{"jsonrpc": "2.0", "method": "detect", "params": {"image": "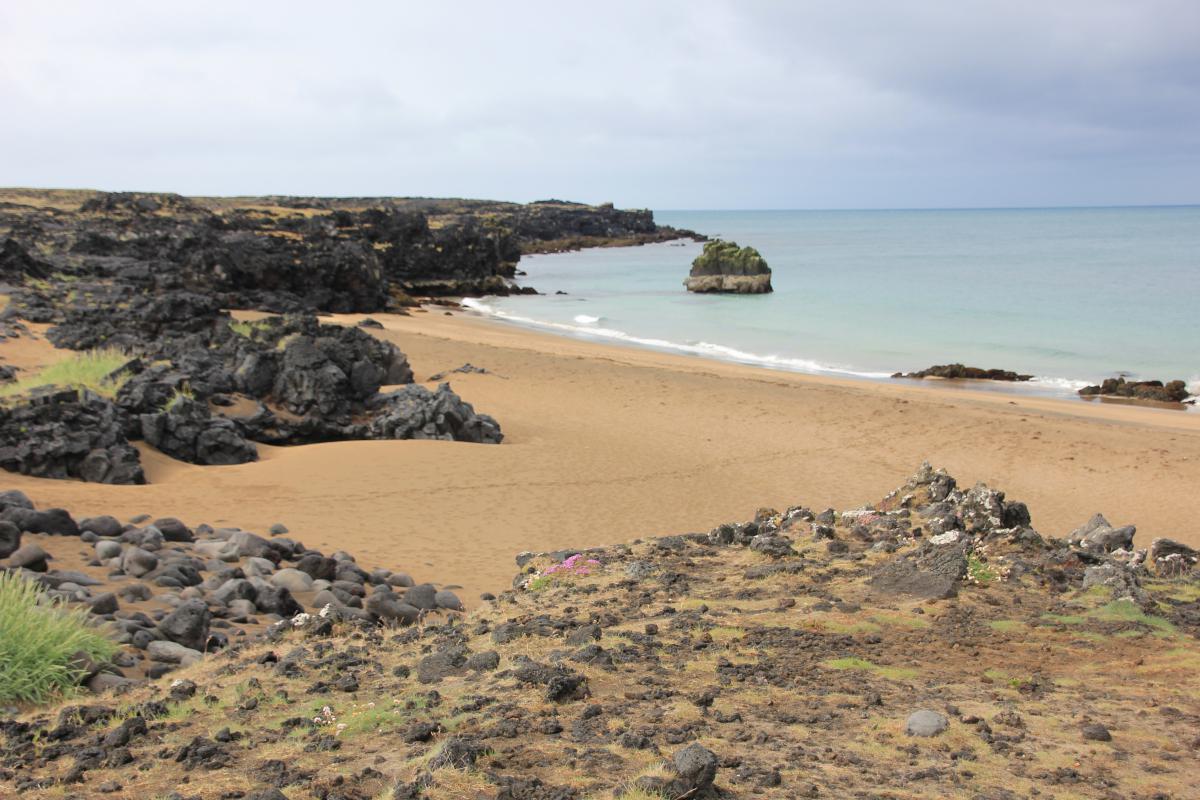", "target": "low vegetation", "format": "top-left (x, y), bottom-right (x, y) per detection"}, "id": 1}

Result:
top-left (0, 572), bottom-right (117, 705)
top-left (0, 347), bottom-right (129, 399)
